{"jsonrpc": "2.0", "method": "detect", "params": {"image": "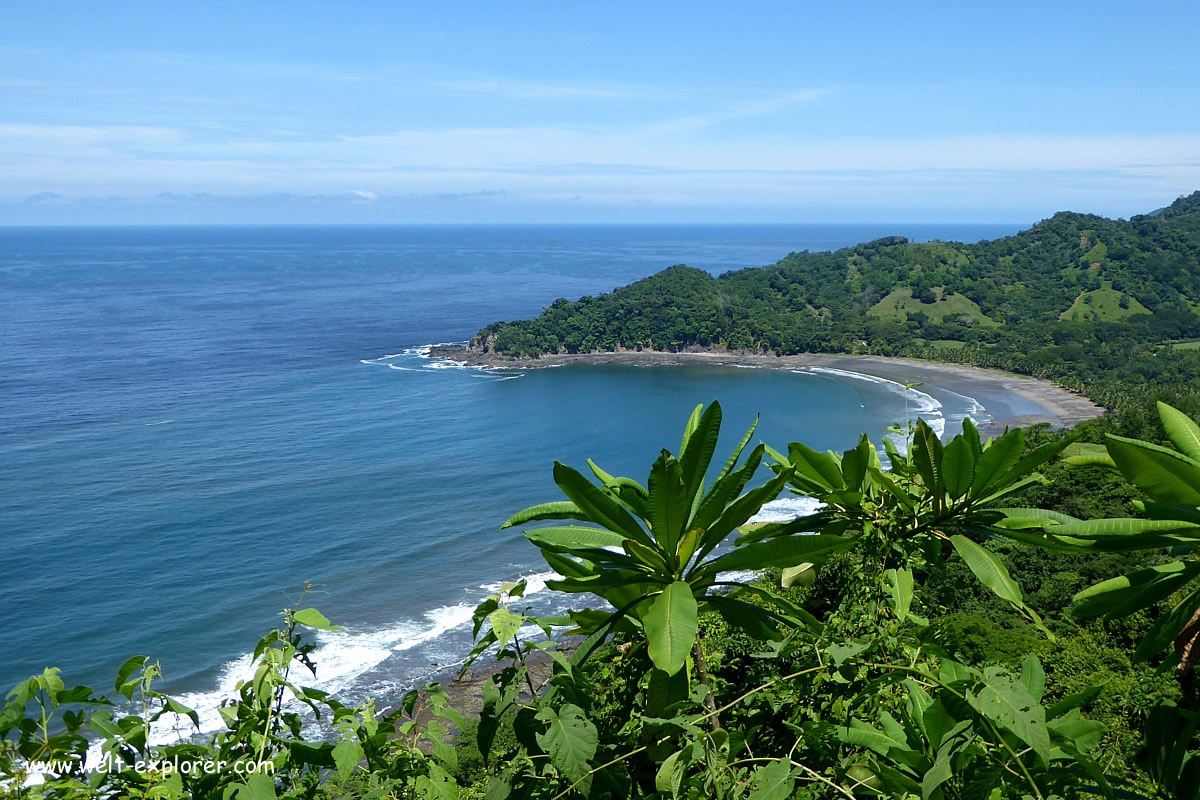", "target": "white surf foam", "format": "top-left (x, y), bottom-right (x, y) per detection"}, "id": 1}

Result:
top-left (750, 495), bottom-right (824, 523)
top-left (361, 342), bottom-right (524, 382)
top-left (795, 366), bottom-right (947, 439)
